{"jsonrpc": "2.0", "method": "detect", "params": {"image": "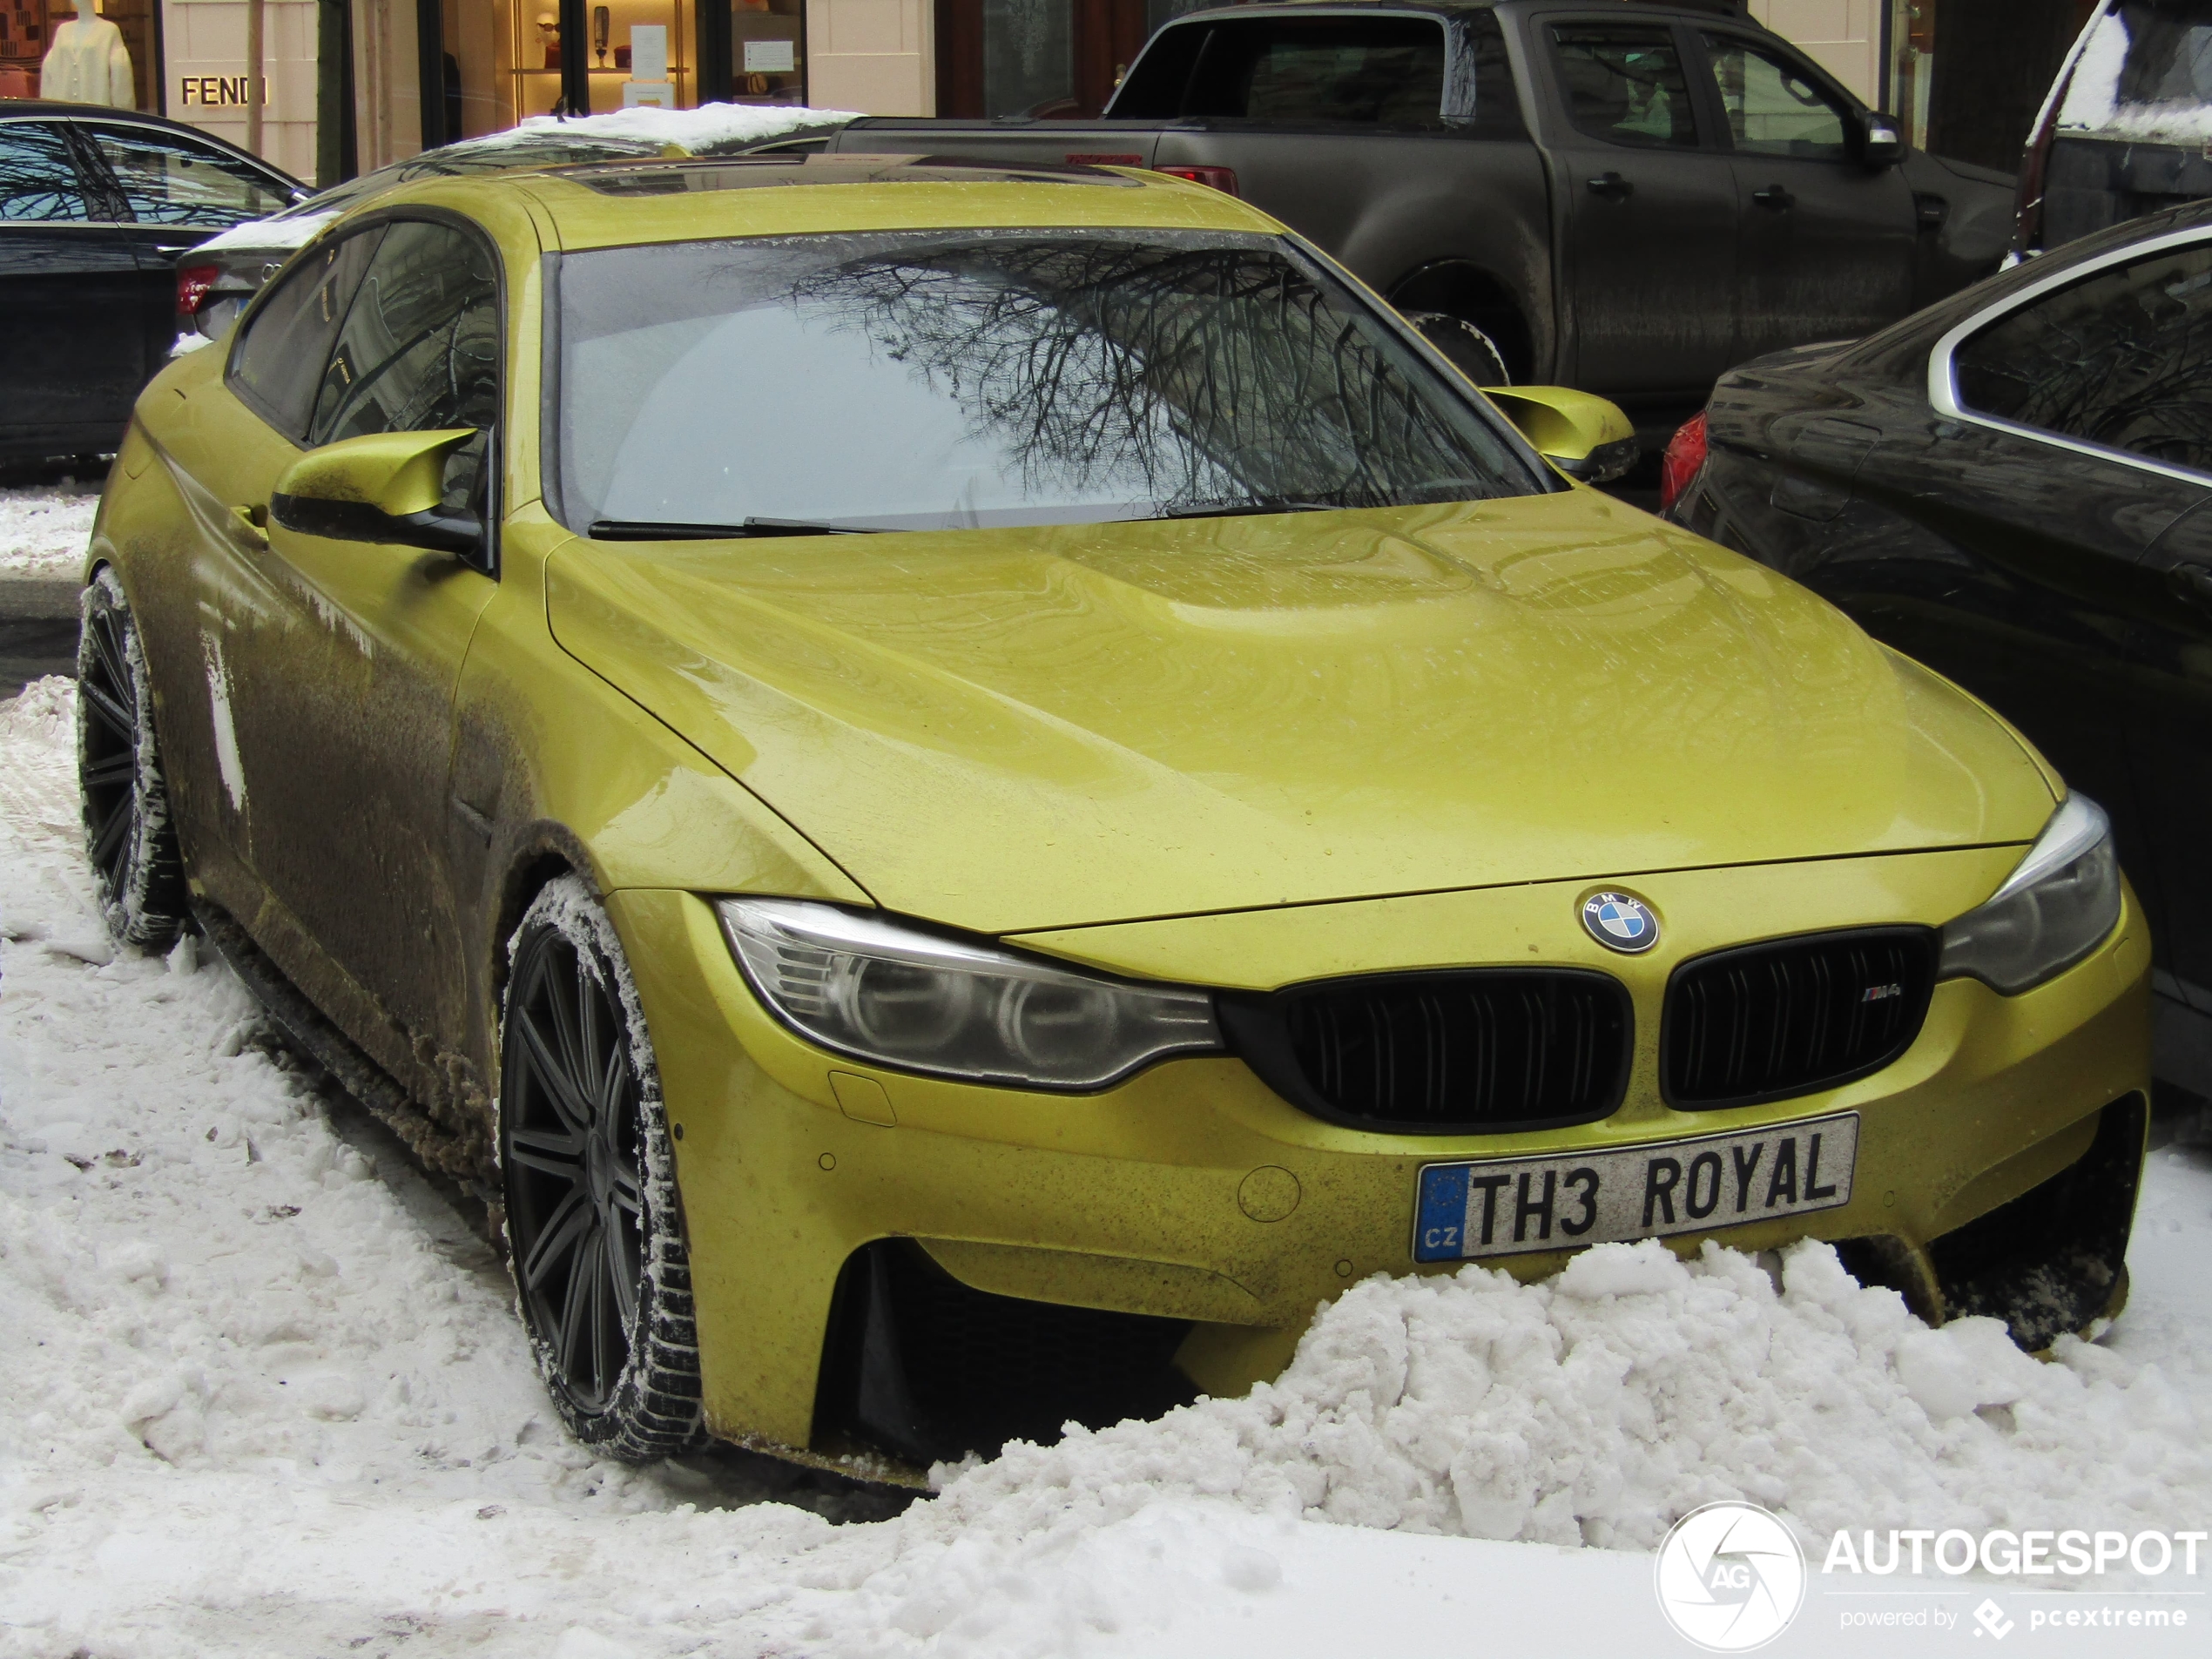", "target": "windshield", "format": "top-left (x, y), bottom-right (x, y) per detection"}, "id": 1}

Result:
top-left (552, 228), bottom-right (1549, 536)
